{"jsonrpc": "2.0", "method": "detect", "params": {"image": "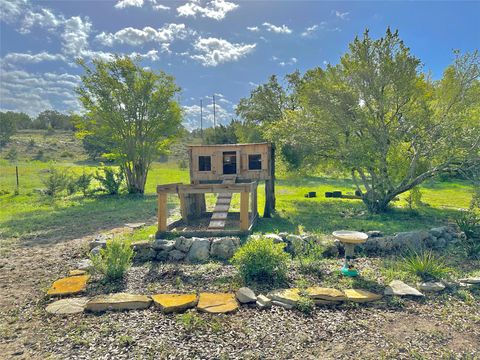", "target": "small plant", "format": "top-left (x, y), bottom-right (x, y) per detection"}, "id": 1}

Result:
top-left (231, 236), bottom-right (290, 284)
top-left (95, 166), bottom-right (124, 195)
top-left (90, 239), bottom-right (134, 281)
top-left (28, 138), bottom-right (35, 148)
top-left (40, 166), bottom-right (69, 196)
top-left (401, 250), bottom-right (451, 281)
top-left (292, 236), bottom-right (325, 275)
top-left (175, 312), bottom-right (206, 332)
top-left (296, 295), bottom-right (315, 315)
top-left (118, 335), bottom-right (135, 348)
top-left (66, 176), bottom-right (78, 195)
top-left (35, 149), bottom-right (45, 161)
top-left (76, 172), bottom-right (93, 197)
